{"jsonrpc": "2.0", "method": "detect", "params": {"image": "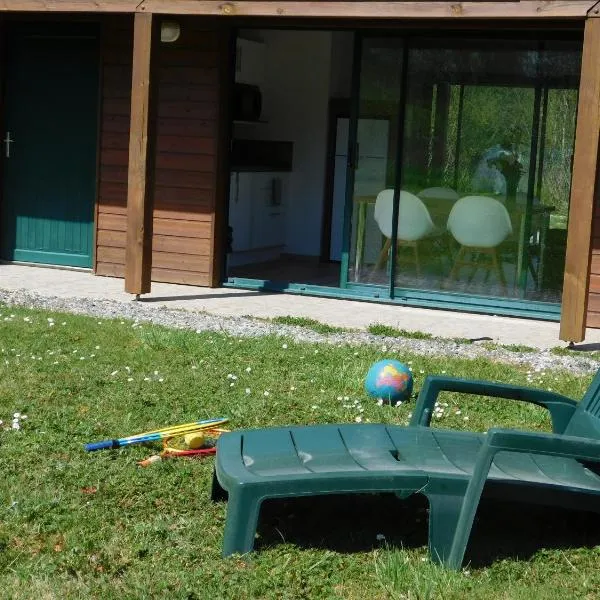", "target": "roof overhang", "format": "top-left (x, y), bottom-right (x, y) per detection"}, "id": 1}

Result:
top-left (1, 1), bottom-right (598, 19)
